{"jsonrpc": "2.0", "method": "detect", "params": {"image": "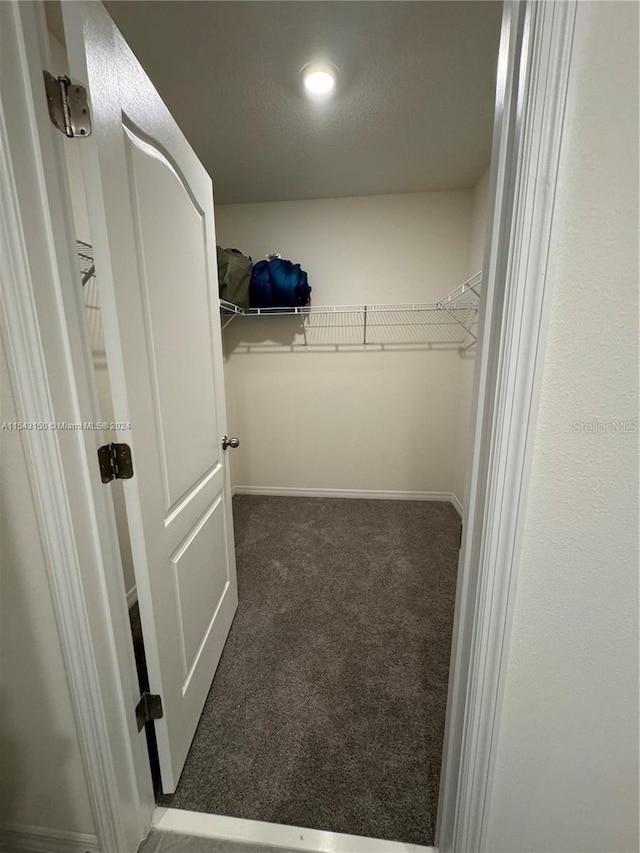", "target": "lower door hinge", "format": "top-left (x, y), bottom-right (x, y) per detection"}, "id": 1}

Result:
top-left (43, 70), bottom-right (92, 138)
top-left (135, 692), bottom-right (163, 732)
top-left (97, 442), bottom-right (134, 484)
